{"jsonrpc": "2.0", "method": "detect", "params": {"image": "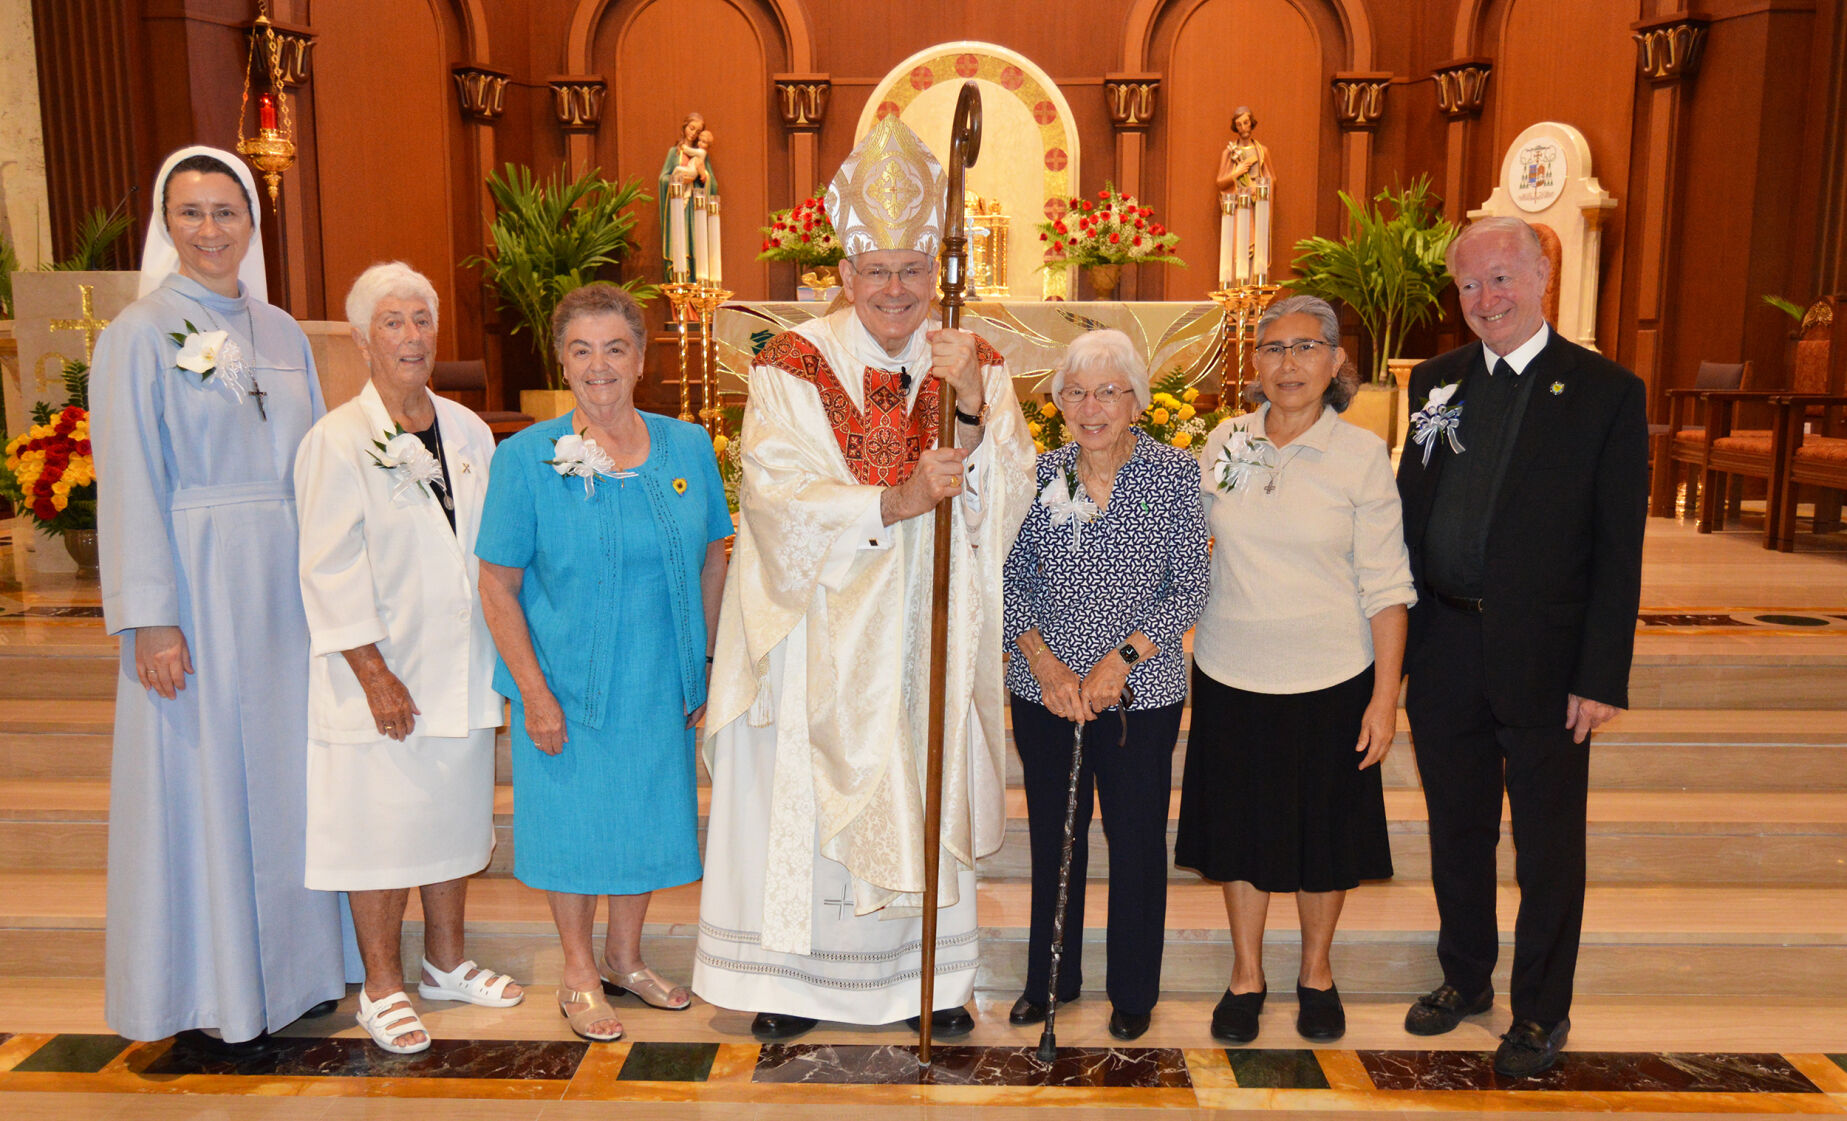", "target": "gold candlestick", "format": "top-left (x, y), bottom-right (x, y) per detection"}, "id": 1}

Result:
top-left (692, 281), bottom-right (733, 434)
top-left (661, 281), bottom-right (700, 423)
top-left (1207, 283), bottom-right (1283, 411)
